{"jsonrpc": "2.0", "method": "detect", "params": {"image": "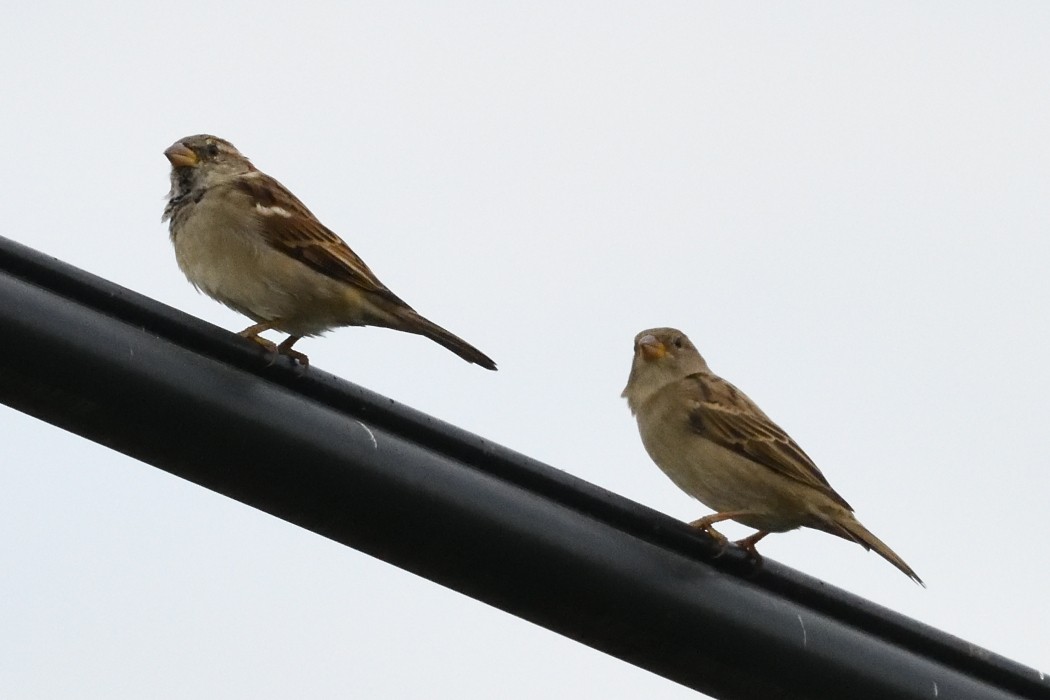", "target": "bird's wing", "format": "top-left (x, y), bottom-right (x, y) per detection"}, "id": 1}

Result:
top-left (685, 372), bottom-right (853, 510)
top-left (233, 174), bottom-right (409, 306)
